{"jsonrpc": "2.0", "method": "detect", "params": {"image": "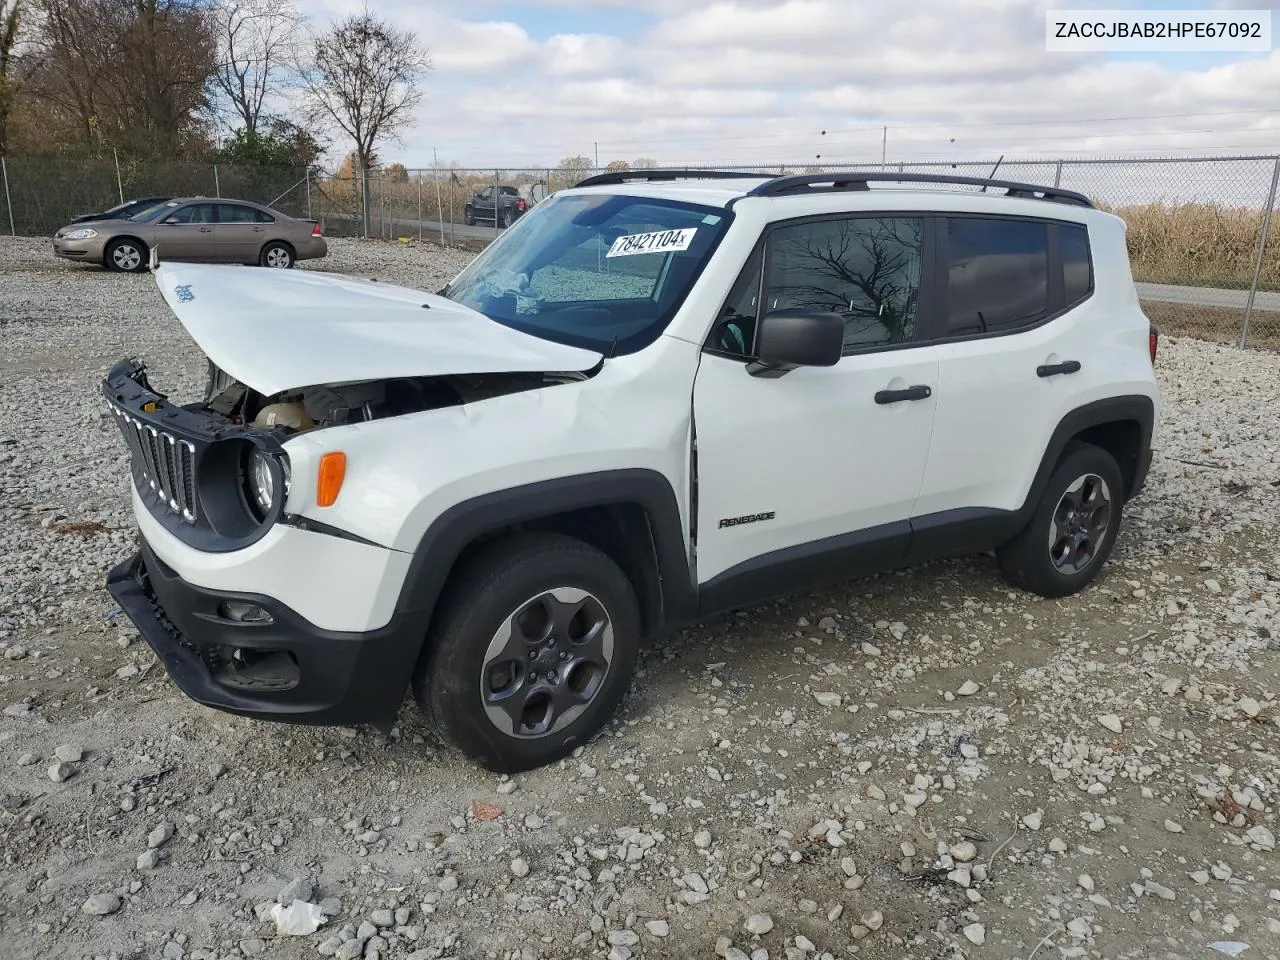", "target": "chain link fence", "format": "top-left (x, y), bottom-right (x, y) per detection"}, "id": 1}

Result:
top-left (3, 152), bottom-right (1278, 349)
